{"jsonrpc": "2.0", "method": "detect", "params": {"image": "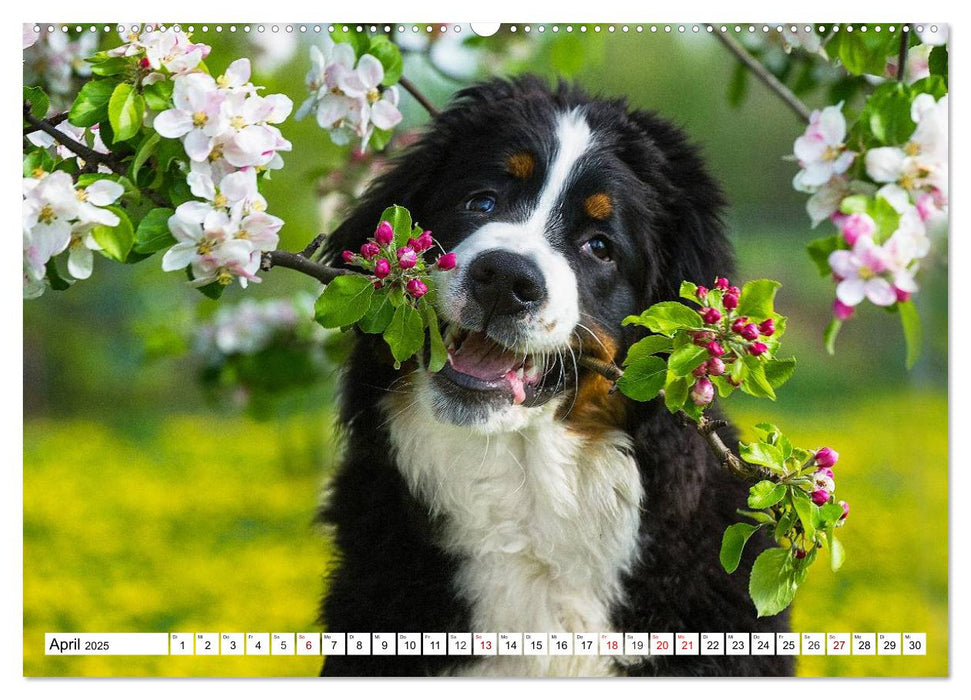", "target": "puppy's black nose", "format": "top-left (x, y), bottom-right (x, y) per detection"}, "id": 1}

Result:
top-left (468, 250), bottom-right (547, 317)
